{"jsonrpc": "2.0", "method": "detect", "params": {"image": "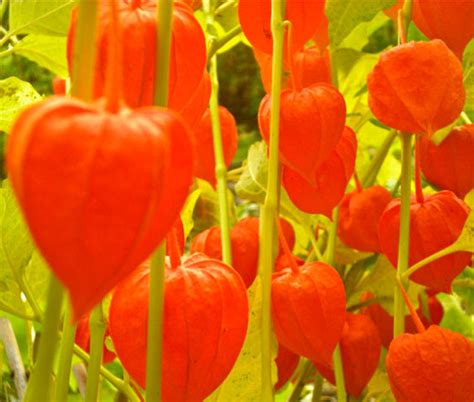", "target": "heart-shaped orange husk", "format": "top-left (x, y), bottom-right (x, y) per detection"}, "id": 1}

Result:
top-left (313, 313), bottom-right (382, 397)
top-left (7, 97), bottom-right (194, 319)
top-left (271, 261), bottom-right (346, 367)
top-left (238, 0), bottom-right (323, 55)
top-left (67, 0), bottom-right (206, 110)
top-left (275, 343), bottom-right (300, 391)
top-left (254, 45), bottom-right (331, 94)
top-left (413, 0), bottom-right (474, 59)
top-left (420, 124), bottom-right (474, 199)
top-left (109, 254), bottom-right (248, 401)
top-left (367, 40), bottom-right (465, 136)
top-left (193, 106), bottom-right (238, 185)
top-left (190, 218), bottom-right (259, 288)
top-left (362, 292), bottom-right (443, 349)
top-left (282, 126), bottom-right (357, 217)
top-left (378, 191), bottom-right (471, 293)
top-left (259, 83), bottom-right (346, 185)
top-left (386, 325), bottom-right (474, 402)
top-left (338, 185), bottom-right (392, 253)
